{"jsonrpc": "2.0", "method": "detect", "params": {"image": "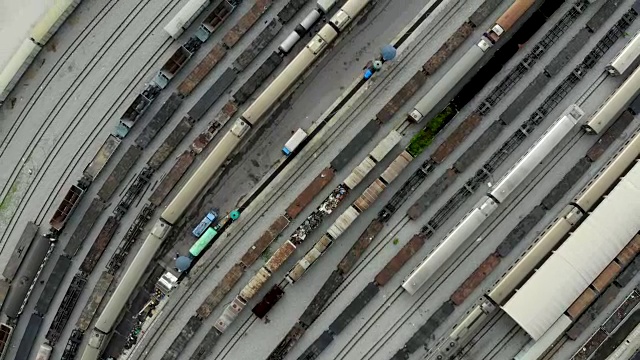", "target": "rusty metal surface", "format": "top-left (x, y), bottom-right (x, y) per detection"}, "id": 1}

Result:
top-left (97, 145), bottom-right (142, 201)
top-left (586, 111), bottom-right (634, 162)
top-left (265, 241), bottom-right (296, 273)
top-left (285, 167), bottom-right (335, 219)
top-left (80, 216), bottom-right (119, 274)
top-left (65, 198), bottom-right (106, 257)
top-left (338, 219), bottom-right (384, 275)
top-left (191, 101), bottom-right (238, 154)
top-left (178, 44), bottom-right (227, 97)
top-left (222, 0), bottom-right (274, 48)
top-left (375, 234), bottom-right (426, 286)
top-left (450, 253), bottom-right (500, 305)
top-left (431, 111), bottom-right (482, 163)
top-left (147, 117), bottom-right (194, 171)
top-left (149, 151), bottom-right (195, 206)
top-left (76, 271), bottom-right (114, 331)
top-left (423, 21), bottom-right (473, 75)
top-left (240, 215), bottom-right (290, 267)
top-left (376, 71), bottom-right (428, 123)
top-left (196, 263), bottom-right (245, 319)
